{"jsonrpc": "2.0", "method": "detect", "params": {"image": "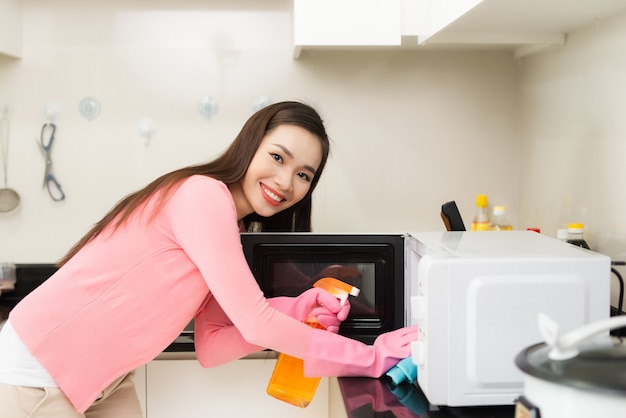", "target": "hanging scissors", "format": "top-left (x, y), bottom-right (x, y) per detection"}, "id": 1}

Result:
top-left (37, 123), bottom-right (65, 201)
